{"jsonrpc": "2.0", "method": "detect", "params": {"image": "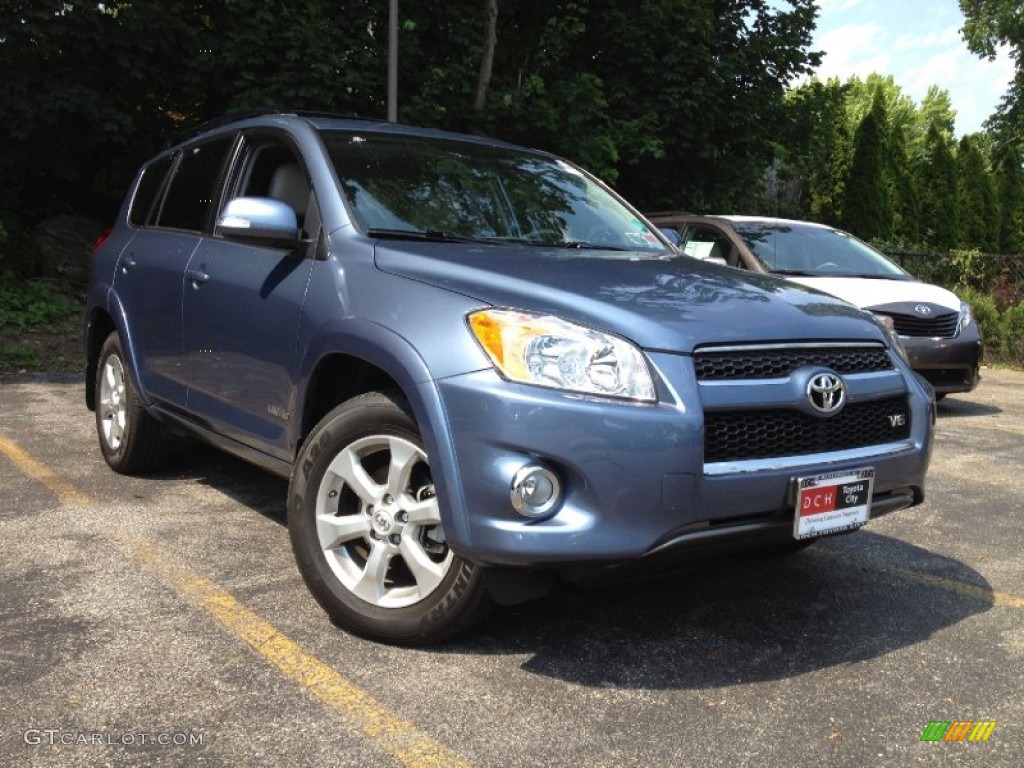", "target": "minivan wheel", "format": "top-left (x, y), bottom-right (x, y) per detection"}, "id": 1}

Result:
top-left (288, 390), bottom-right (490, 645)
top-left (94, 332), bottom-right (167, 474)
